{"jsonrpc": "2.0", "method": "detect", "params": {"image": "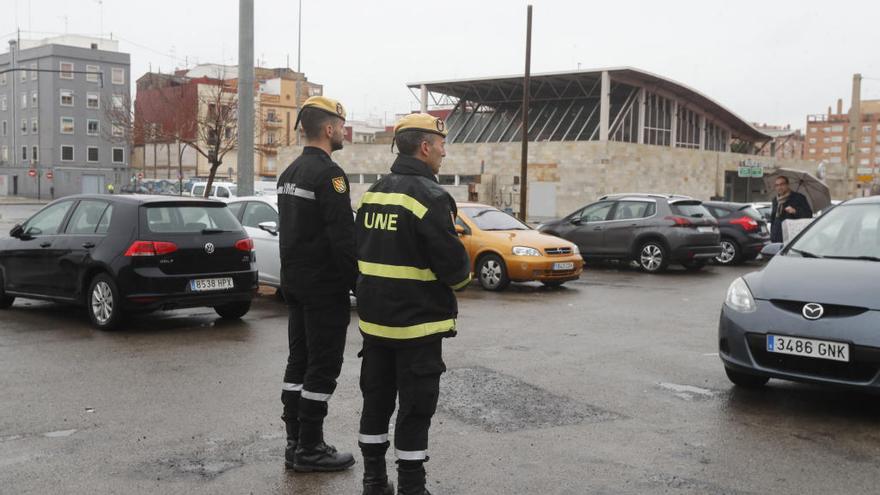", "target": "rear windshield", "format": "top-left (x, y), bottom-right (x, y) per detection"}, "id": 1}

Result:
top-left (143, 204), bottom-right (240, 233)
top-left (670, 201), bottom-right (711, 218)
